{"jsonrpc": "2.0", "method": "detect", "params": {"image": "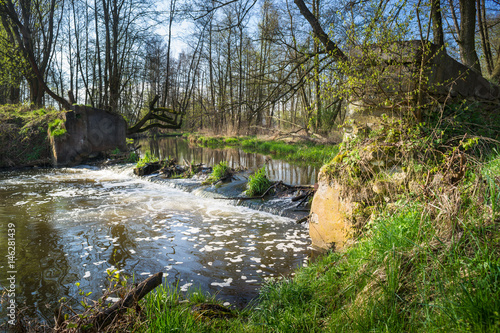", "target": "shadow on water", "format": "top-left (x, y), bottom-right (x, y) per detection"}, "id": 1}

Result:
top-left (139, 137), bottom-right (318, 185)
